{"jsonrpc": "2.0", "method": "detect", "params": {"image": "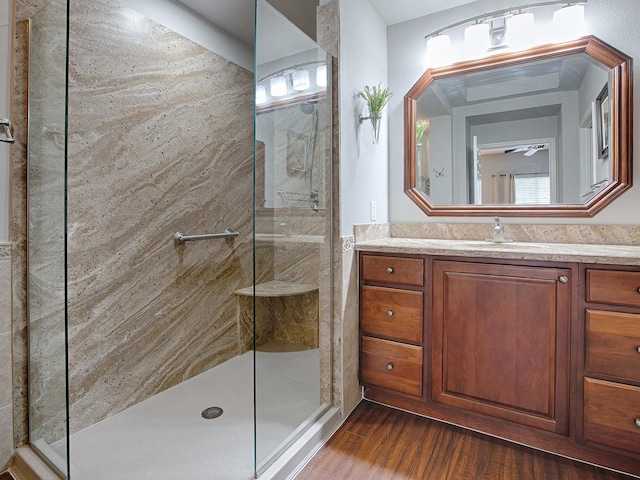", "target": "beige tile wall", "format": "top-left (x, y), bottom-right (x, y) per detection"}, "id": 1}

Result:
top-left (0, 246), bottom-right (13, 468)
